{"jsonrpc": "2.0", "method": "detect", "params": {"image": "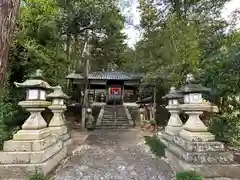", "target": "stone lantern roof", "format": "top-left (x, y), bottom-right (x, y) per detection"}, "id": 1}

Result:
top-left (14, 69), bottom-right (52, 89)
top-left (180, 73), bottom-right (210, 94)
top-left (163, 86), bottom-right (183, 100)
top-left (47, 86), bottom-right (69, 99)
